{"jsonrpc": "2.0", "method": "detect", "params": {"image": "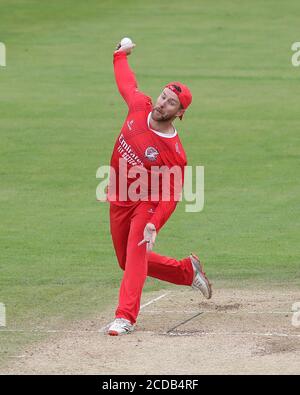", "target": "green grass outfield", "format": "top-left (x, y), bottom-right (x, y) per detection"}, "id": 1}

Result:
top-left (0, 0), bottom-right (299, 364)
